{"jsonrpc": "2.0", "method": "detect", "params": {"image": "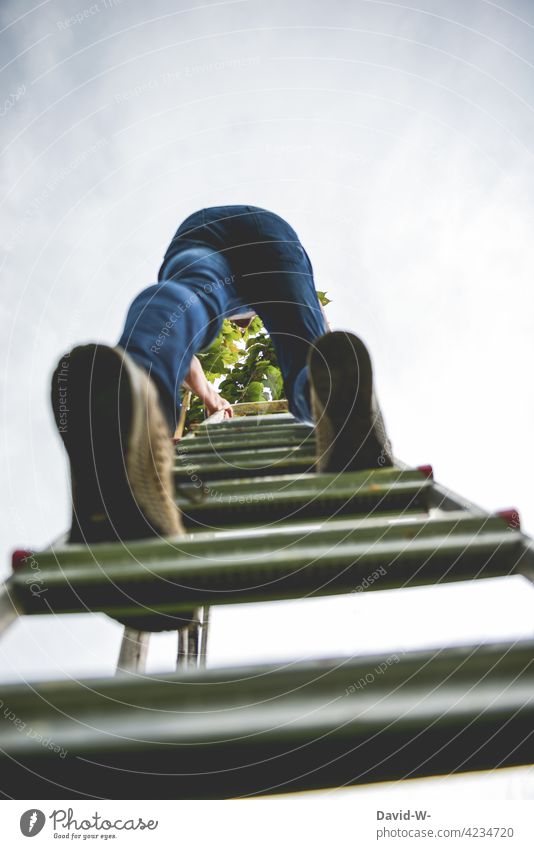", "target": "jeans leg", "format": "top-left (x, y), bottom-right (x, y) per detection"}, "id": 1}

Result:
top-left (117, 245), bottom-right (233, 432)
top-left (245, 271), bottom-right (327, 422)
top-left (233, 213), bottom-right (327, 422)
